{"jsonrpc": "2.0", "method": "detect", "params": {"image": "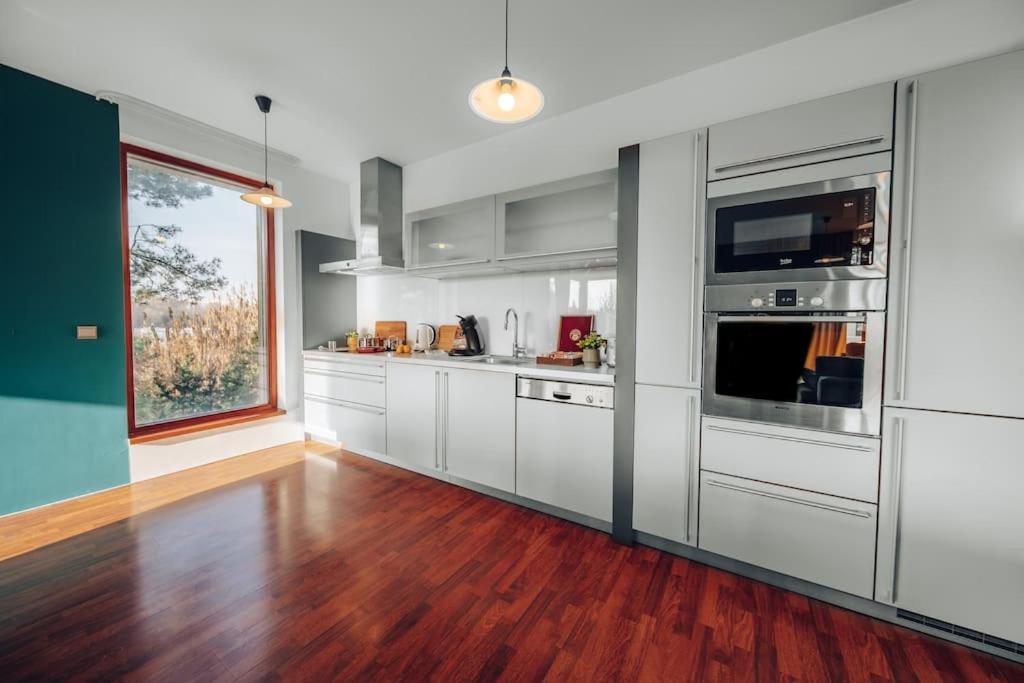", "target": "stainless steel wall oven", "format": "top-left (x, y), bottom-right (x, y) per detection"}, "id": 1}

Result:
top-left (703, 281), bottom-right (885, 435)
